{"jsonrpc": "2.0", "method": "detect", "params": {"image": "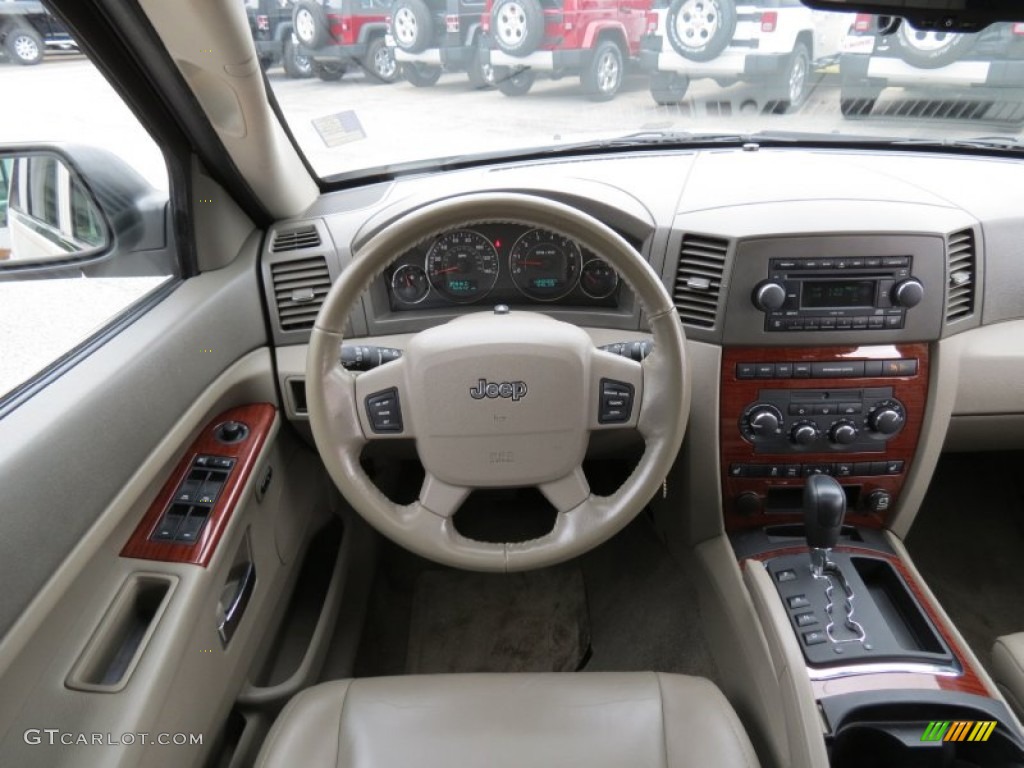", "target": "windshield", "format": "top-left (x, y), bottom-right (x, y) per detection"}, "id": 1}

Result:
top-left (265, 1), bottom-right (1024, 179)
